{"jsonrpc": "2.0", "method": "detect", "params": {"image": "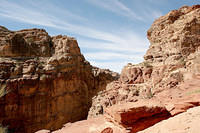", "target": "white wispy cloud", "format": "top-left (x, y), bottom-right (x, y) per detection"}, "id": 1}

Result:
top-left (151, 10), bottom-right (163, 20)
top-left (90, 61), bottom-right (128, 73)
top-left (0, 0), bottom-right (87, 27)
top-left (86, 0), bottom-right (144, 21)
top-left (84, 51), bottom-right (144, 65)
top-left (25, 0), bottom-right (88, 22)
top-left (85, 52), bottom-right (134, 61)
top-left (141, 6), bottom-right (163, 21)
top-left (89, 58), bottom-right (144, 73)
top-left (146, 0), bottom-right (168, 5)
top-left (86, 0), bottom-right (164, 22)
top-left (0, 1), bottom-right (139, 44)
top-left (0, 1), bottom-right (56, 27)
top-left (79, 39), bottom-right (147, 54)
